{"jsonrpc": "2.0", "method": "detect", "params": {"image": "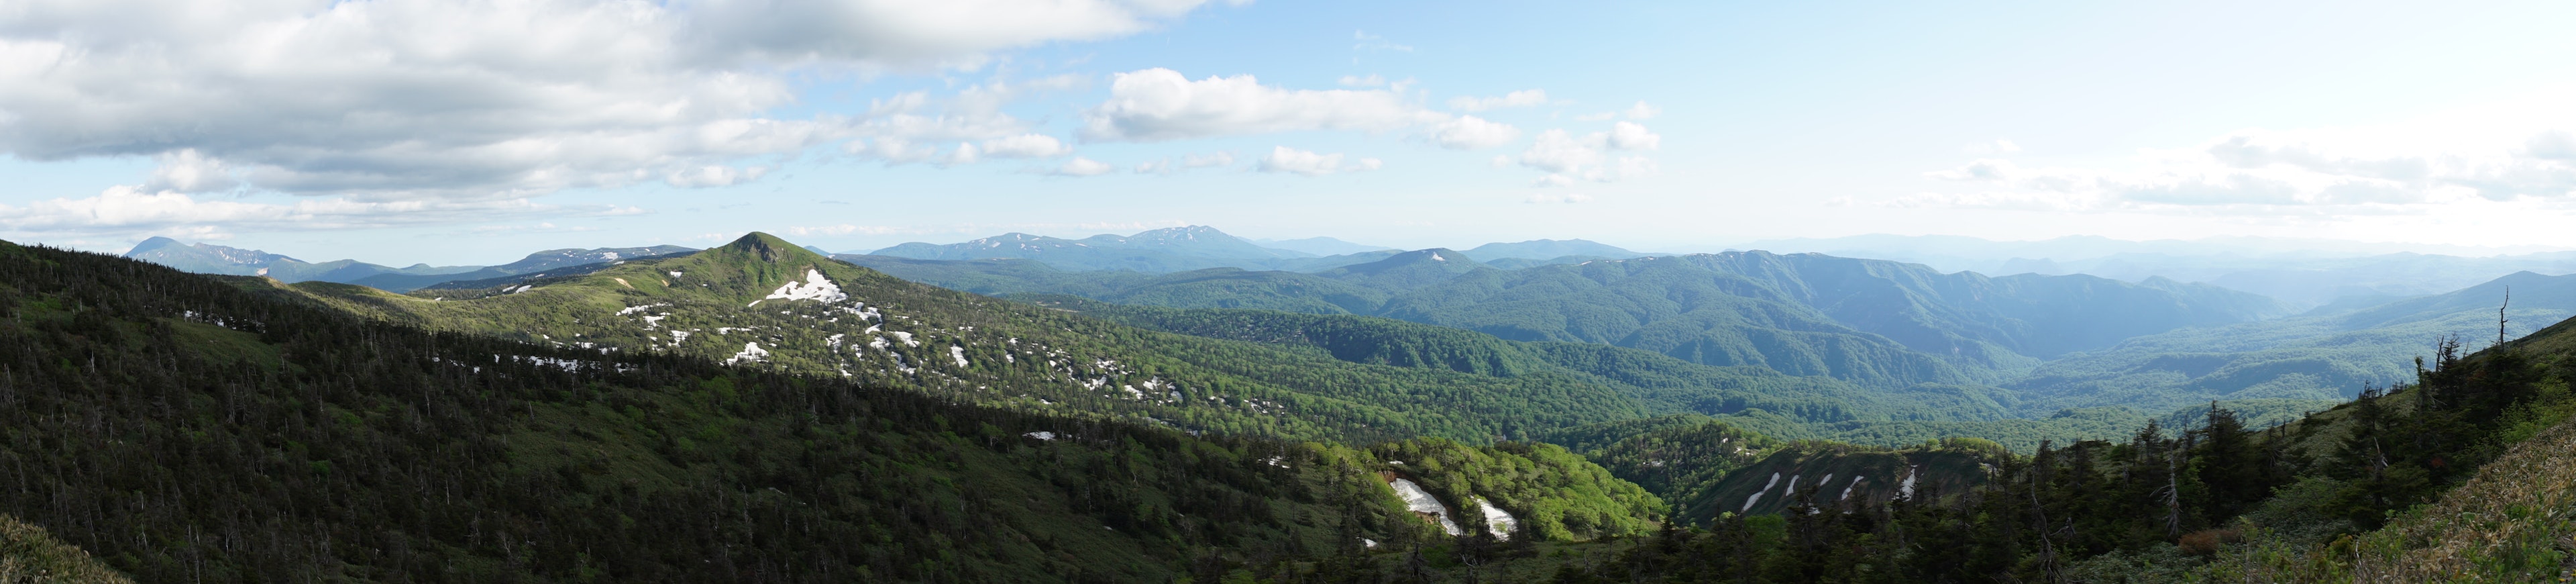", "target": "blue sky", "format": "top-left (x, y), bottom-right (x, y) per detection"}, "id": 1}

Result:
top-left (5, 0), bottom-right (2575, 265)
